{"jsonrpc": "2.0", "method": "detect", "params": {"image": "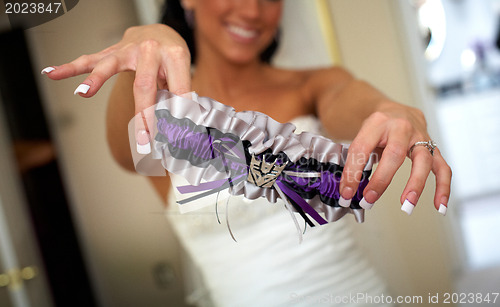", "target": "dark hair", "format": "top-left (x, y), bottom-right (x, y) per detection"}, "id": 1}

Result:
top-left (496, 18), bottom-right (500, 50)
top-left (160, 0), bottom-right (279, 64)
